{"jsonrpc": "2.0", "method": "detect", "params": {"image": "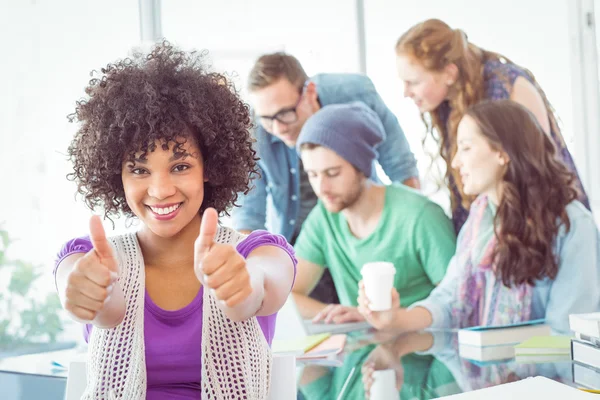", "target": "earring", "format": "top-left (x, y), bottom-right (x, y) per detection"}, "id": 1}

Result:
top-left (125, 215), bottom-right (140, 229)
